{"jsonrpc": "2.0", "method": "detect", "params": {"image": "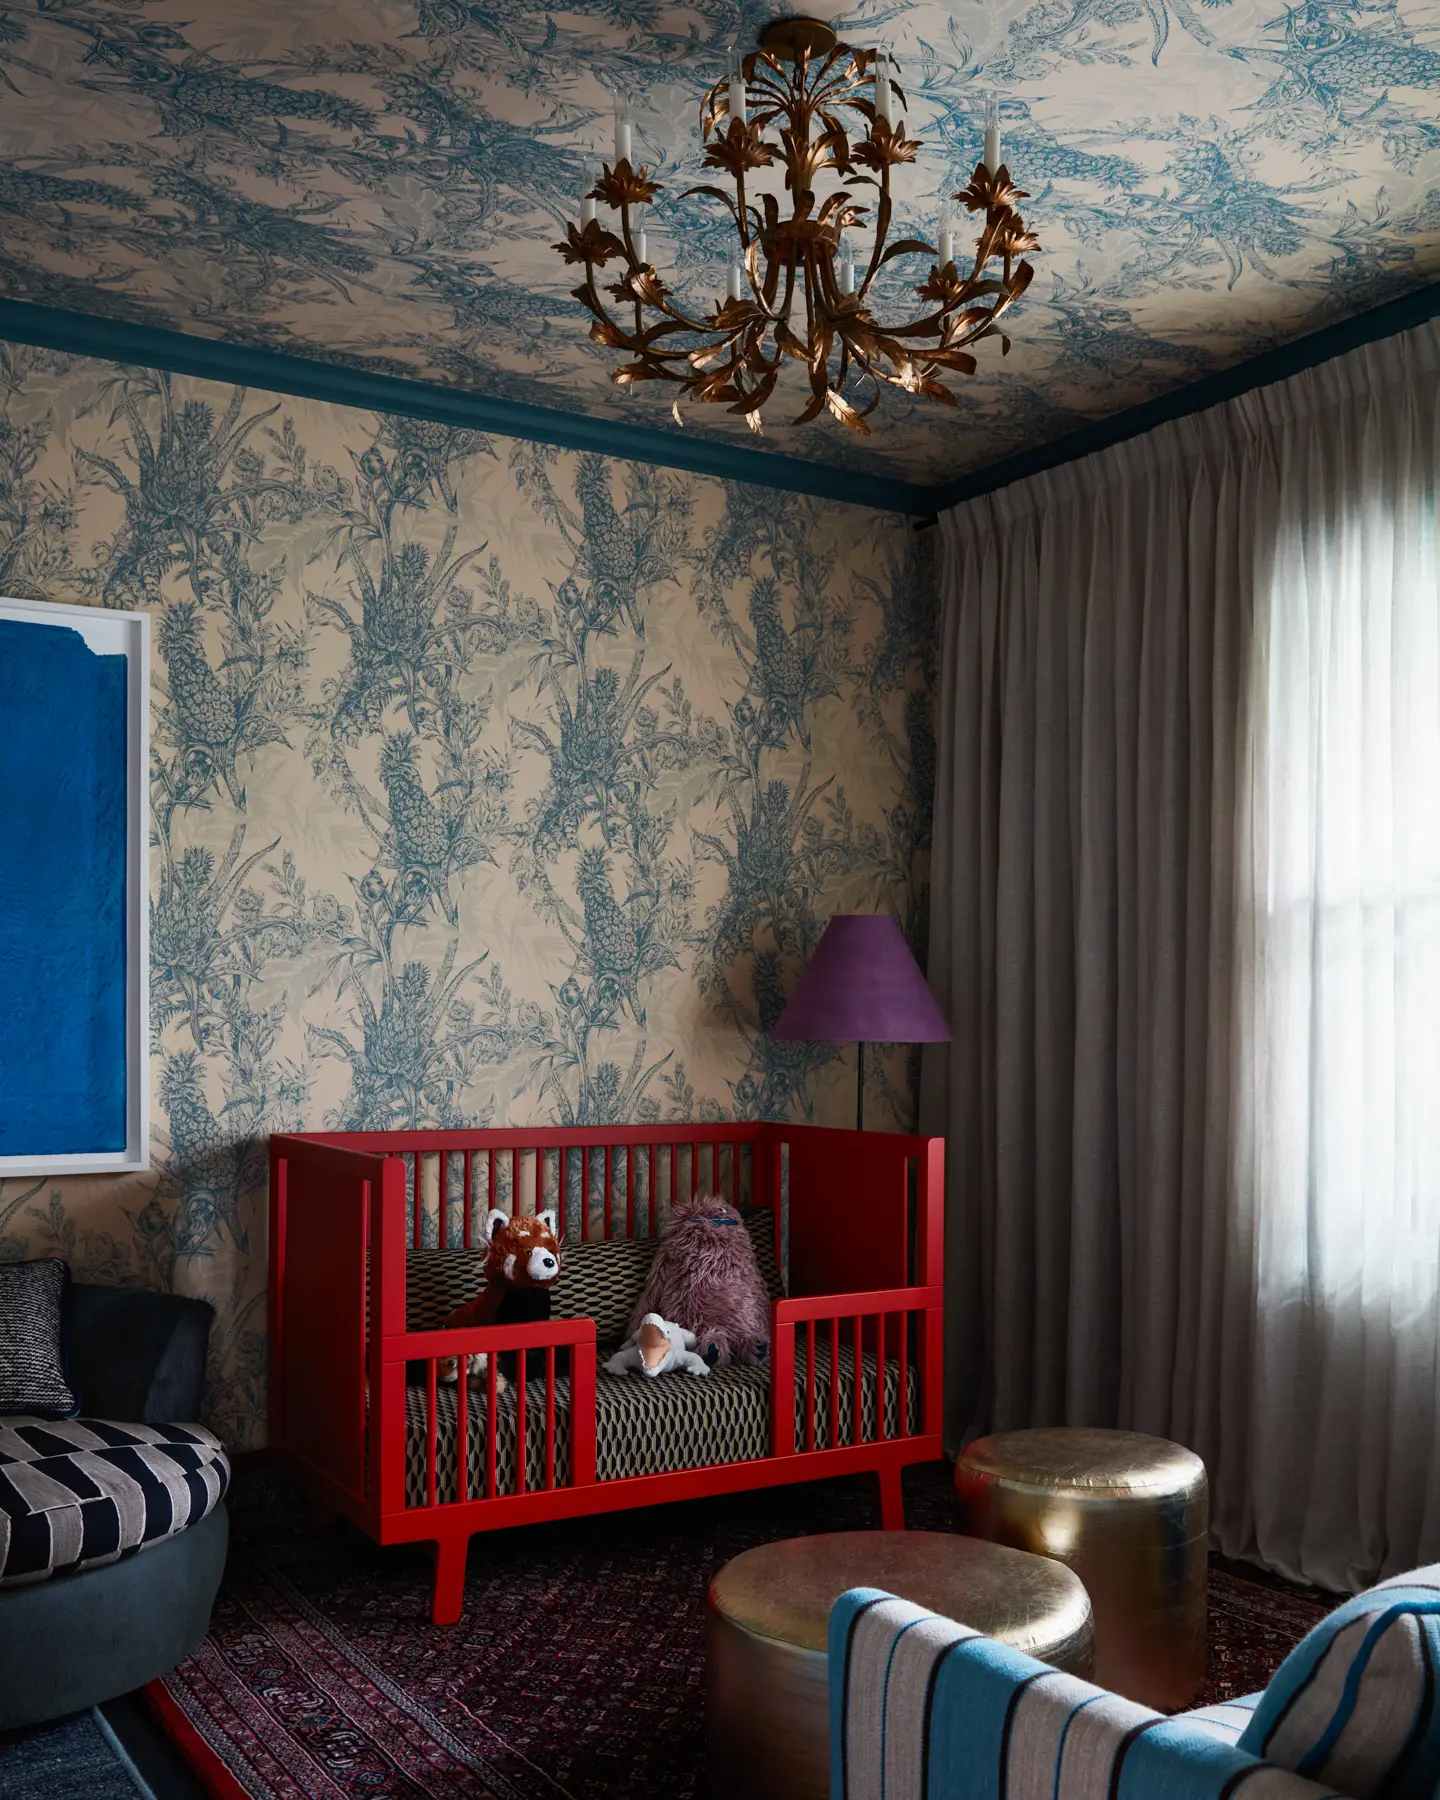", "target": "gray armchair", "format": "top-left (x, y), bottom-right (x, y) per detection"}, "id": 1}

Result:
top-left (0, 1283), bottom-right (230, 1730)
